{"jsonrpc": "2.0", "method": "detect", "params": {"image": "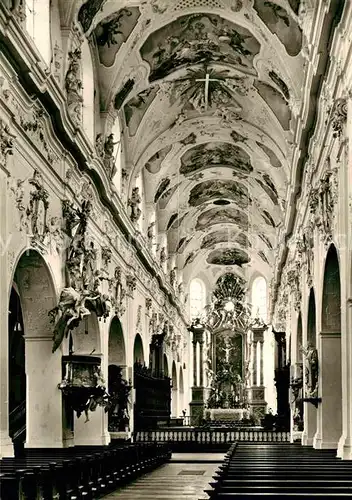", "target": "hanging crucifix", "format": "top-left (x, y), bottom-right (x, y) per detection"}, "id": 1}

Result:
top-left (195, 68), bottom-right (222, 111)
